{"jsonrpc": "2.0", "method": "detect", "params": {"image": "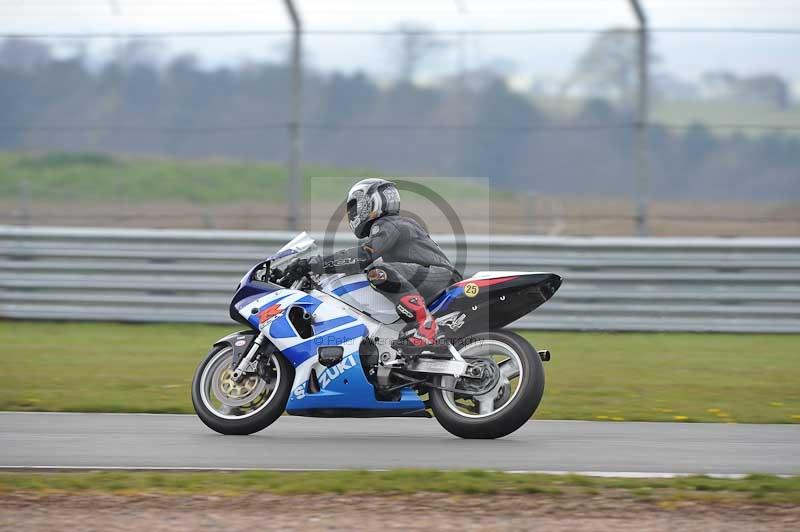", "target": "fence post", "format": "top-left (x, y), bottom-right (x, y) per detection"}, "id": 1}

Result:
top-left (283, 0), bottom-right (303, 231)
top-left (628, 0), bottom-right (650, 237)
